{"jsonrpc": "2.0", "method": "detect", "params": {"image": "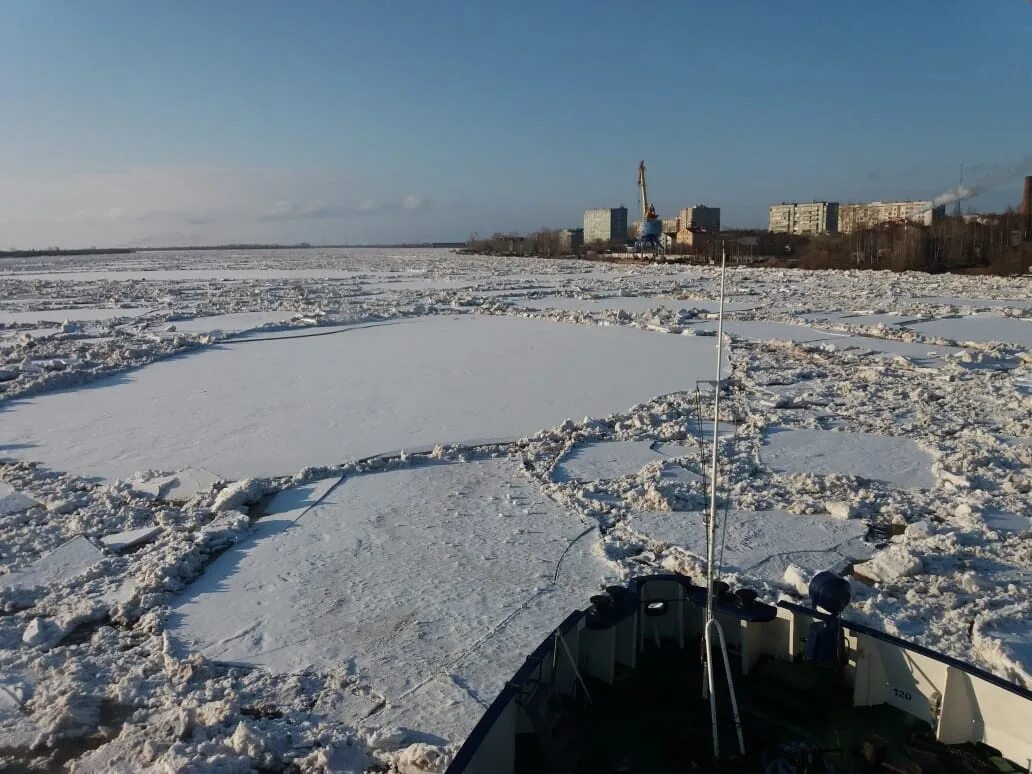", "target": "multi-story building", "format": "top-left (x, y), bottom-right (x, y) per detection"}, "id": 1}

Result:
top-left (583, 207), bottom-right (628, 244)
top-left (679, 205), bottom-right (720, 233)
top-left (838, 201), bottom-right (944, 233)
top-left (557, 228), bottom-right (583, 252)
top-left (768, 202), bottom-right (839, 235)
top-left (675, 205), bottom-right (721, 246)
